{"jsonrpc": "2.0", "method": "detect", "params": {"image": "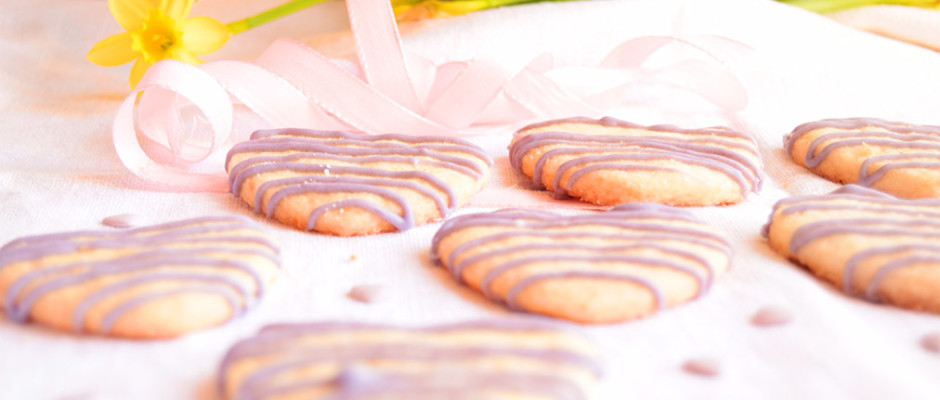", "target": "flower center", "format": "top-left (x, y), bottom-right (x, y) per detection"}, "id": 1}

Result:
top-left (131, 9), bottom-right (182, 63)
